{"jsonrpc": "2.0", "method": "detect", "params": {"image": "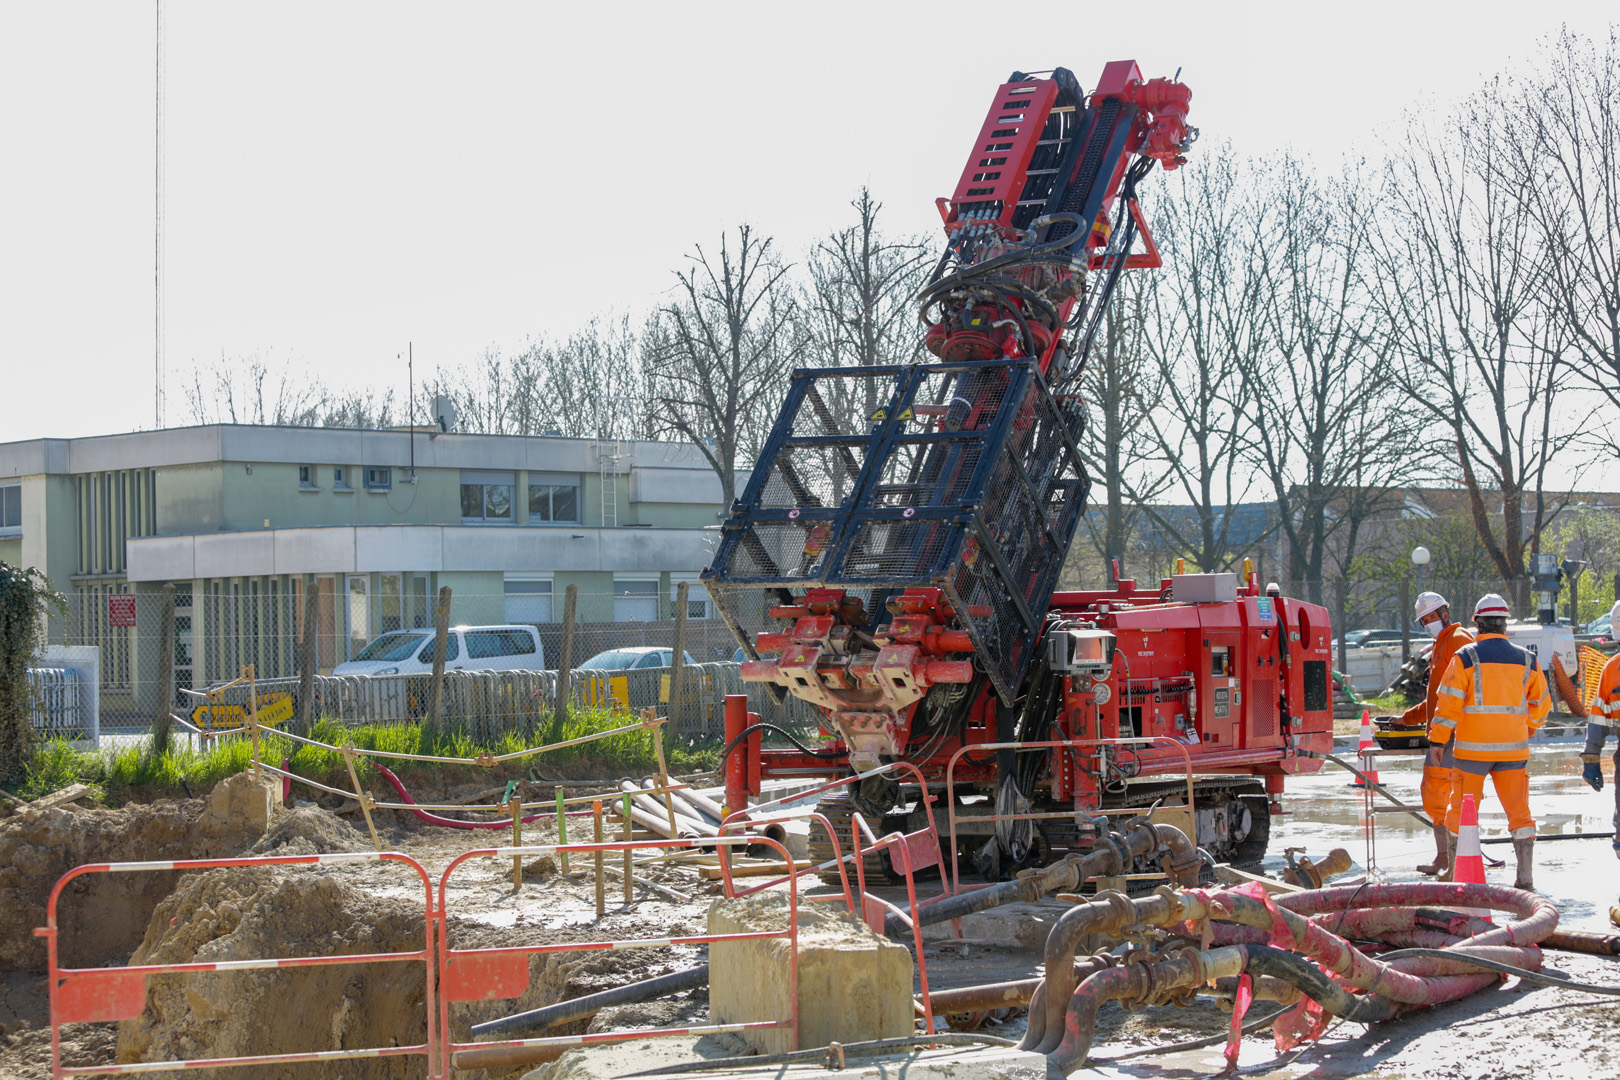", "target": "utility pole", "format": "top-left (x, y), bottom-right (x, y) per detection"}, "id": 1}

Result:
top-left (154, 0), bottom-right (166, 428)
